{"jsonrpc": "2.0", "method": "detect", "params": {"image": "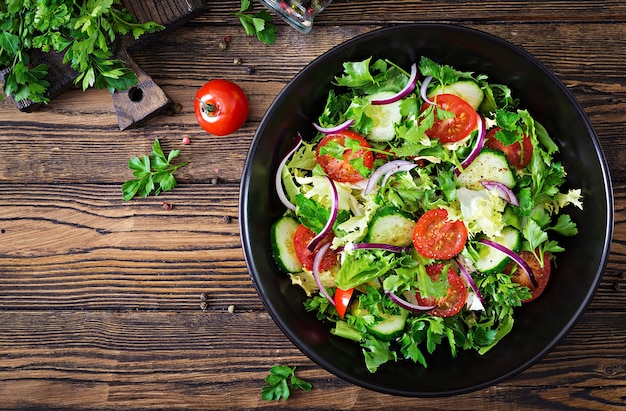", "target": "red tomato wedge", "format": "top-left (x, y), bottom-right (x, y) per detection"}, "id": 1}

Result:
top-left (423, 94), bottom-right (478, 143)
top-left (333, 287), bottom-right (354, 318)
top-left (293, 224), bottom-right (337, 271)
top-left (316, 130), bottom-right (374, 183)
top-left (484, 127), bottom-right (534, 169)
top-left (506, 250), bottom-right (551, 302)
top-left (412, 208), bottom-right (467, 259)
top-left (416, 264), bottom-right (468, 317)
